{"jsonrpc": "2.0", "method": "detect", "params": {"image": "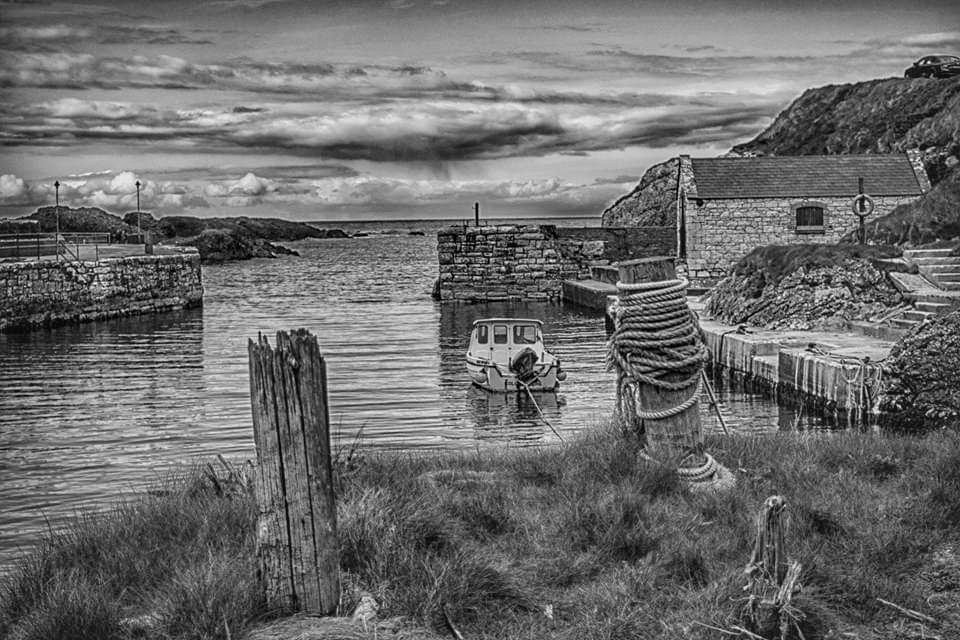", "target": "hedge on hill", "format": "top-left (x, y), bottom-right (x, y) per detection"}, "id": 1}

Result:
top-left (880, 310), bottom-right (960, 431)
top-left (705, 244), bottom-right (907, 330)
